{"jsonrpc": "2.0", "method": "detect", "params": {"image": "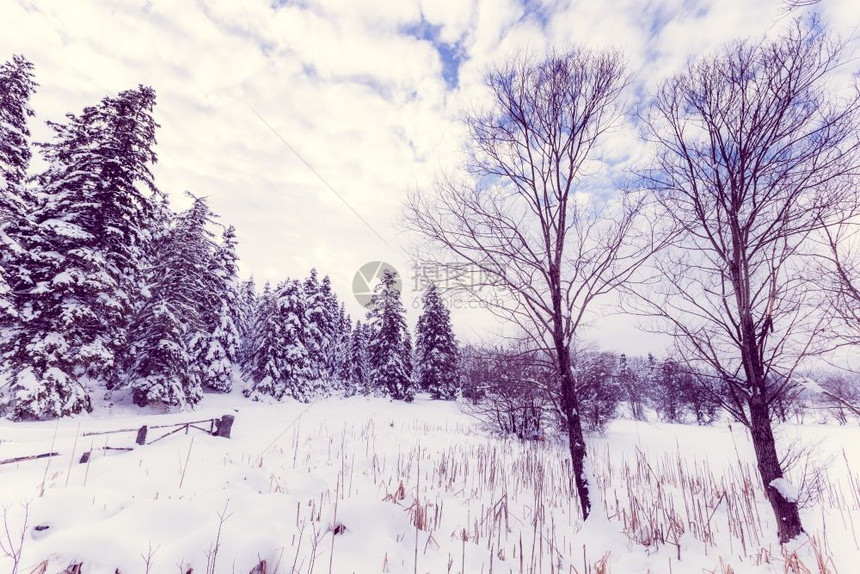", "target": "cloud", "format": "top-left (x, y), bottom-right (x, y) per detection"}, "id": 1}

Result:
top-left (1, 0), bottom-right (858, 356)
